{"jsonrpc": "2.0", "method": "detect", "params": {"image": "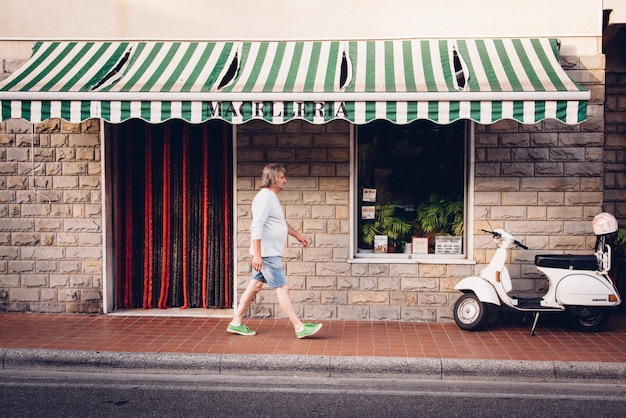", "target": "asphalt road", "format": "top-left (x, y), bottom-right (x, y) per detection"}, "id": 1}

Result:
top-left (2, 369), bottom-right (626, 417)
